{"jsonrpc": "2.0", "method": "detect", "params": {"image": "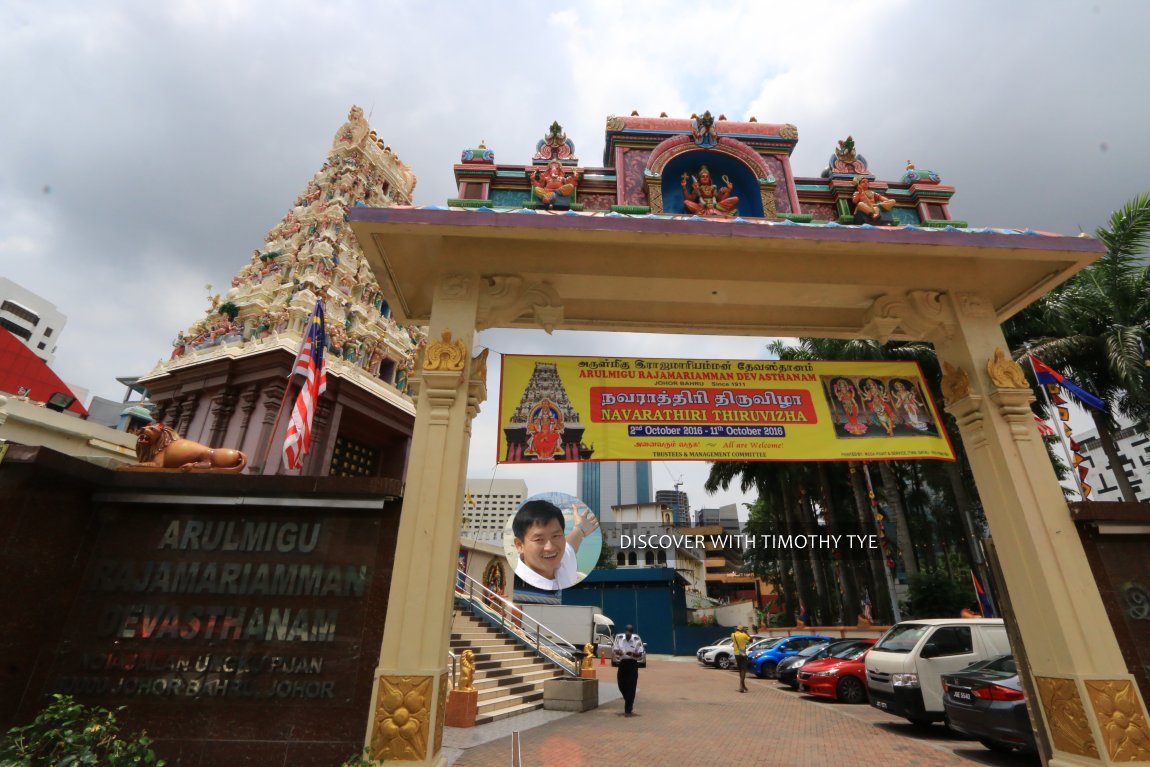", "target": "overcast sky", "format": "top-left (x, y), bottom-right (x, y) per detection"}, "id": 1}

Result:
top-left (2, 1), bottom-right (1147, 513)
